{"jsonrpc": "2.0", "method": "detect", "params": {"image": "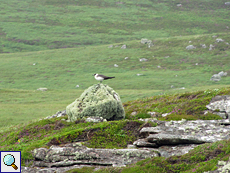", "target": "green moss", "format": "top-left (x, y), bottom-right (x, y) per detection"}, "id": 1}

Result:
top-left (86, 120), bottom-right (143, 149)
